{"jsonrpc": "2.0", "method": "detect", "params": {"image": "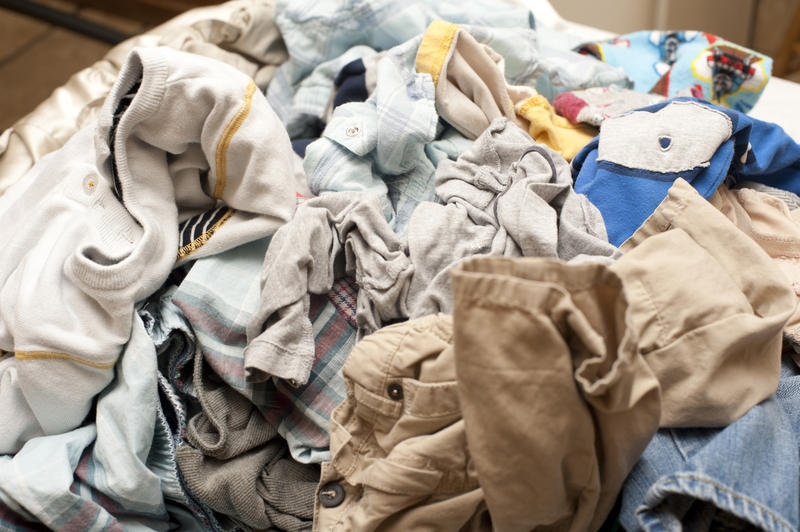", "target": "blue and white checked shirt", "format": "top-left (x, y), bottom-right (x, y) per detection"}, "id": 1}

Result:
top-left (287, 19), bottom-right (630, 232)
